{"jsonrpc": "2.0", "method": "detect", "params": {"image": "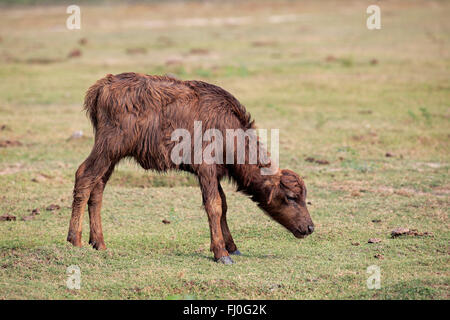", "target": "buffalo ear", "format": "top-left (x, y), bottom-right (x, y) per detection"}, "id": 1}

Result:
top-left (280, 169), bottom-right (302, 191)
